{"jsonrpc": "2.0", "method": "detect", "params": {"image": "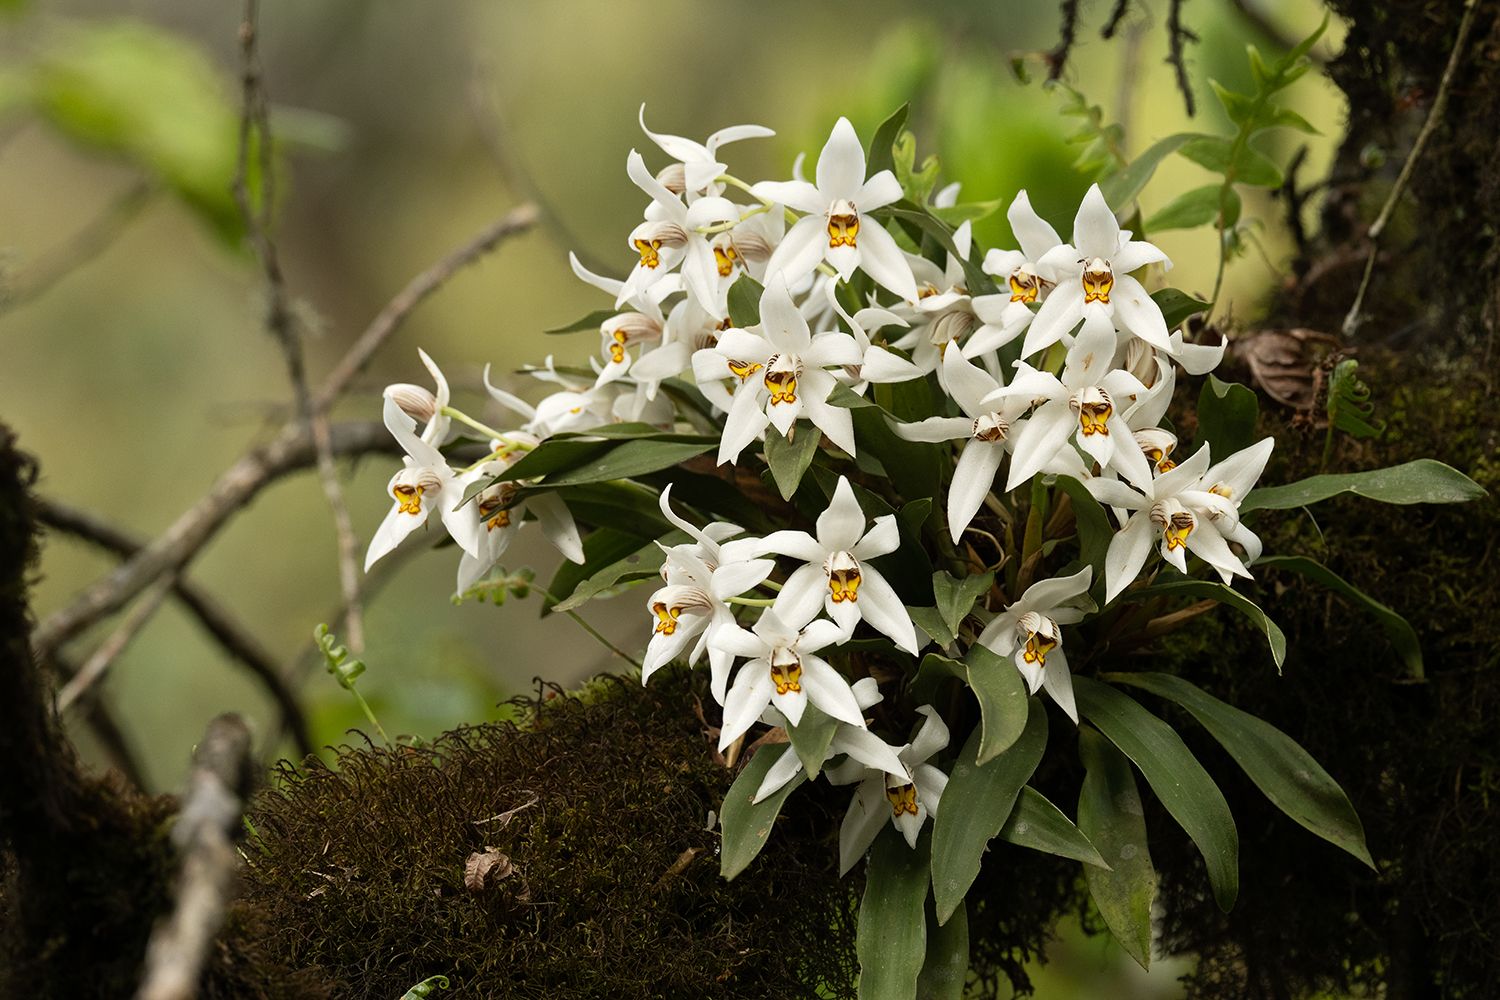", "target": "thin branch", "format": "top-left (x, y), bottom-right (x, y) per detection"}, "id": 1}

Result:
top-left (314, 201), bottom-right (539, 411)
top-left (232, 0), bottom-right (366, 653)
top-left (1047, 0), bottom-right (1083, 80)
top-left (1341, 0), bottom-right (1481, 337)
top-left (136, 714), bottom-right (254, 1000)
top-left (56, 573), bottom-right (178, 712)
top-left (47, 651), bottom-right (149, 789)
top-left (32, 421), bottom-right (398, 659)
top-left (1100, 0), bottom-right (1132, 39)
top-left (1165, 0), bottom-right (1200, 117)
top-left (0, 179), bottom-right (155, 316)
top-left (36, 497), bottom-right (315, 760)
